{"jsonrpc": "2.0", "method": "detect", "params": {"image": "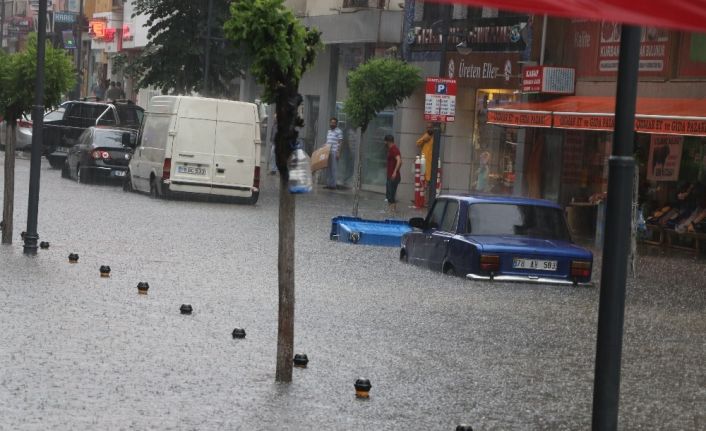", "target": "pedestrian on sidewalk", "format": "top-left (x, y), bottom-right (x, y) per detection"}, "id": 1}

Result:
top-left (385, 134), bottom-right (402, 215)
top-left (325, 117), bottom-right (343, 189)
top-left (416, 123), bottom-right (434, 189)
